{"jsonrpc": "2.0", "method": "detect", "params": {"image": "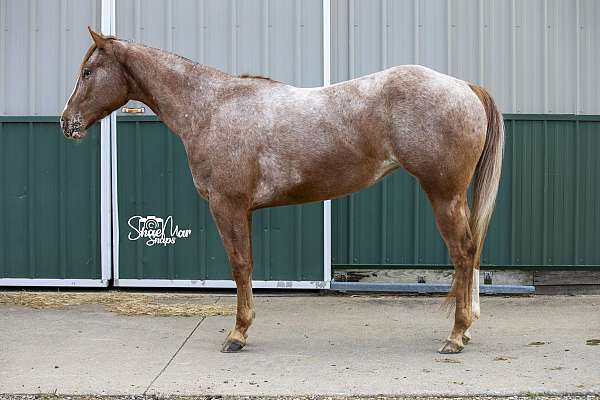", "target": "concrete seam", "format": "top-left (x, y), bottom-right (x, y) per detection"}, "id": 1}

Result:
top-left (143, 316), bottom-right (205, 394)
